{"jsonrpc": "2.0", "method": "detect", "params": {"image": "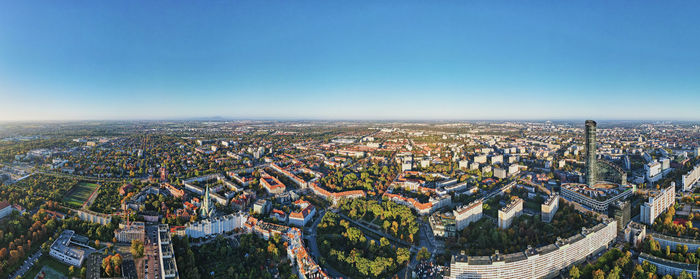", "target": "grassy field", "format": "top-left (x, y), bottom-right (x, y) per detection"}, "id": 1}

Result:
top-left (63, 182), bottom-right (99, 207)
top-left (23, 255), bottom-right (71, 279)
